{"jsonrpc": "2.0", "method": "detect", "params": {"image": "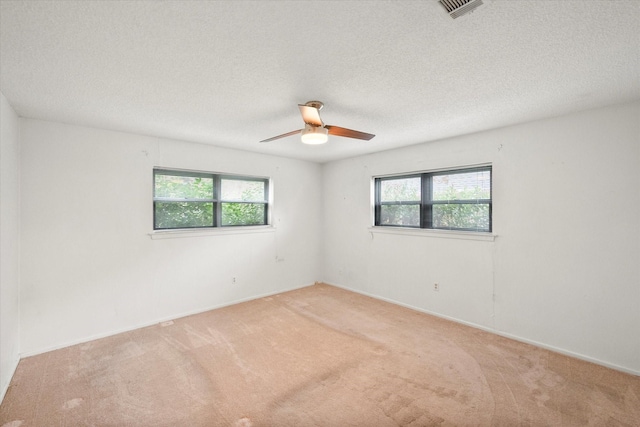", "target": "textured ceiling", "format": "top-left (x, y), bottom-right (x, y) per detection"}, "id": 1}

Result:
top-left (1, 0), bottom-right (639, 163)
